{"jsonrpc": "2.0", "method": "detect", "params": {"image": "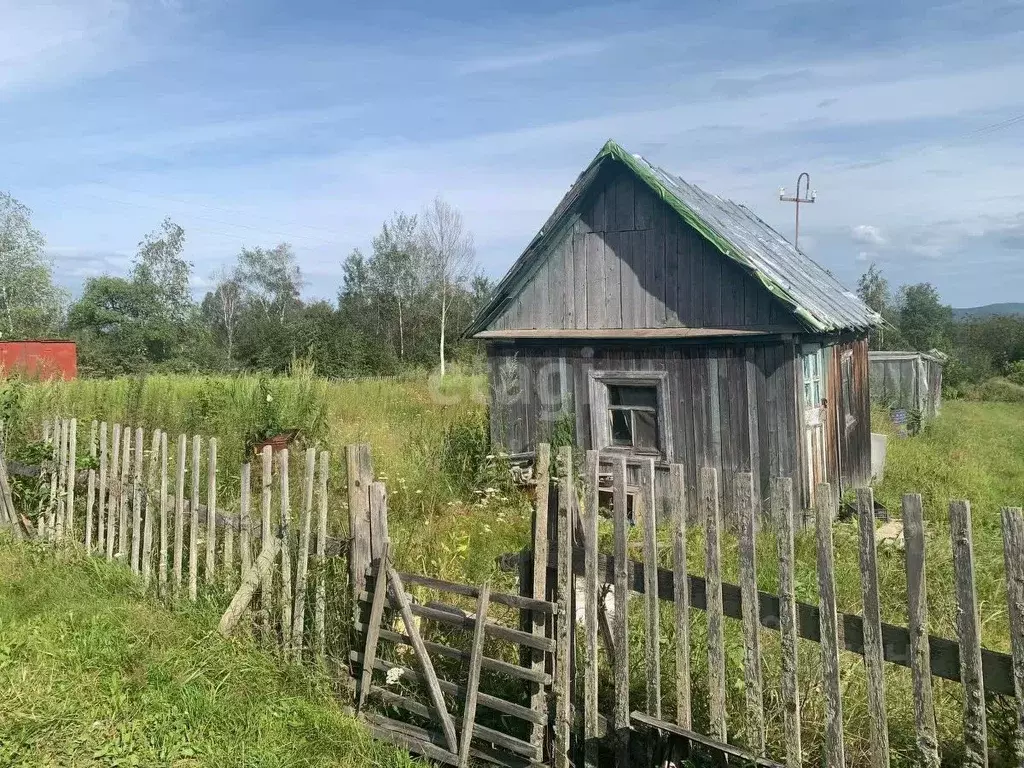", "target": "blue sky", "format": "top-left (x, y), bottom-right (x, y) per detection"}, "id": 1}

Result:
top-left (2, 0), bottom-right (1023, 307)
